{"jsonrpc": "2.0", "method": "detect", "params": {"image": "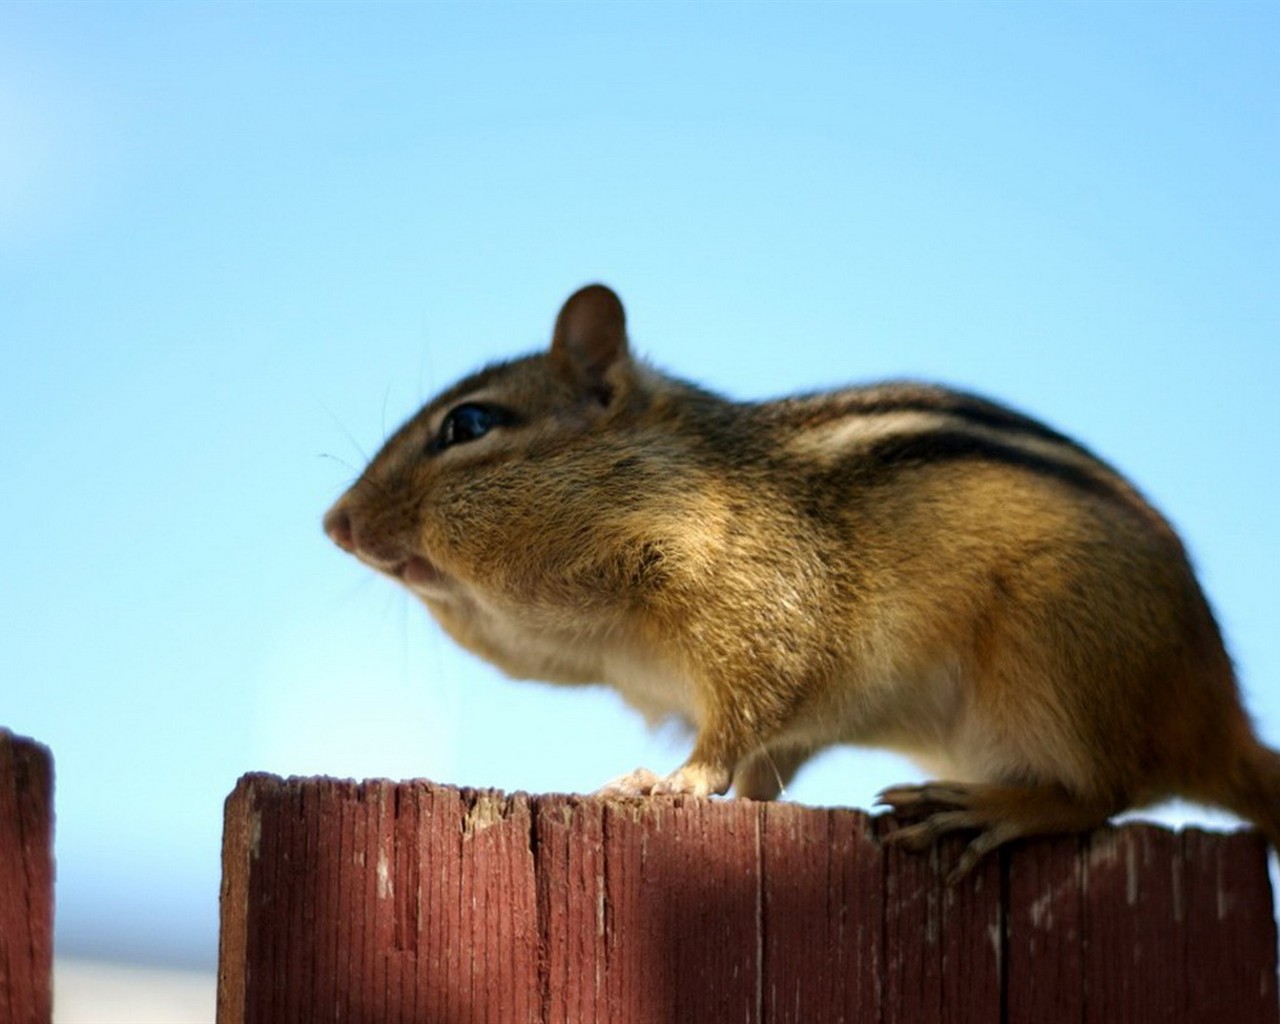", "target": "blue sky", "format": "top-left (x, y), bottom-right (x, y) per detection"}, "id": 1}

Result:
top-left (2, 2), bottom-right (1276, 968)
